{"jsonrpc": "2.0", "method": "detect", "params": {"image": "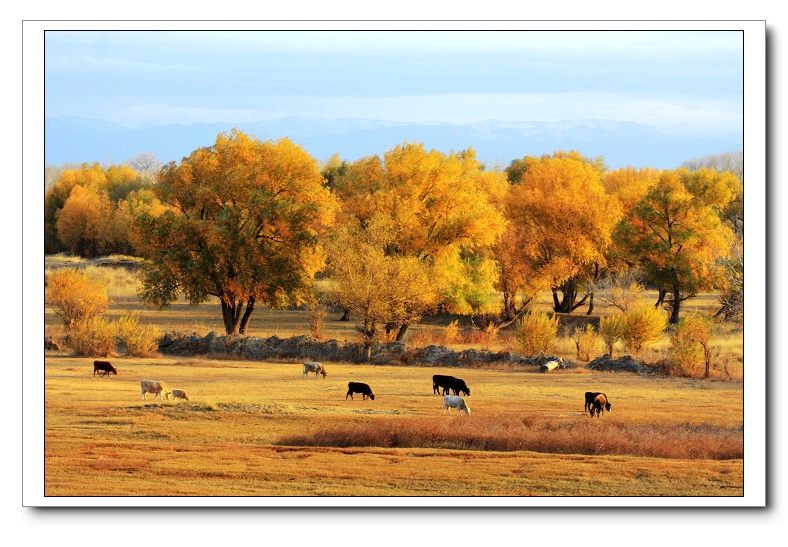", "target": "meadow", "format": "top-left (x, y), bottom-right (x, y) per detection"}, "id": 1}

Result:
top-left (43, 259), bottom-right (744, 497)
